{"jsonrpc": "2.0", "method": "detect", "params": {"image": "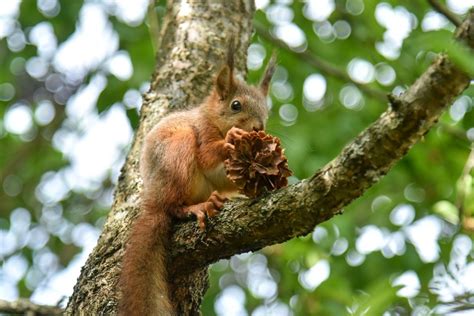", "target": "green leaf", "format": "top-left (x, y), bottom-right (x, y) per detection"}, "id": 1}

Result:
top-left (433, 200), bottom-right (459, 224)
top-left (462, 174), bottom-right (474, 216)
